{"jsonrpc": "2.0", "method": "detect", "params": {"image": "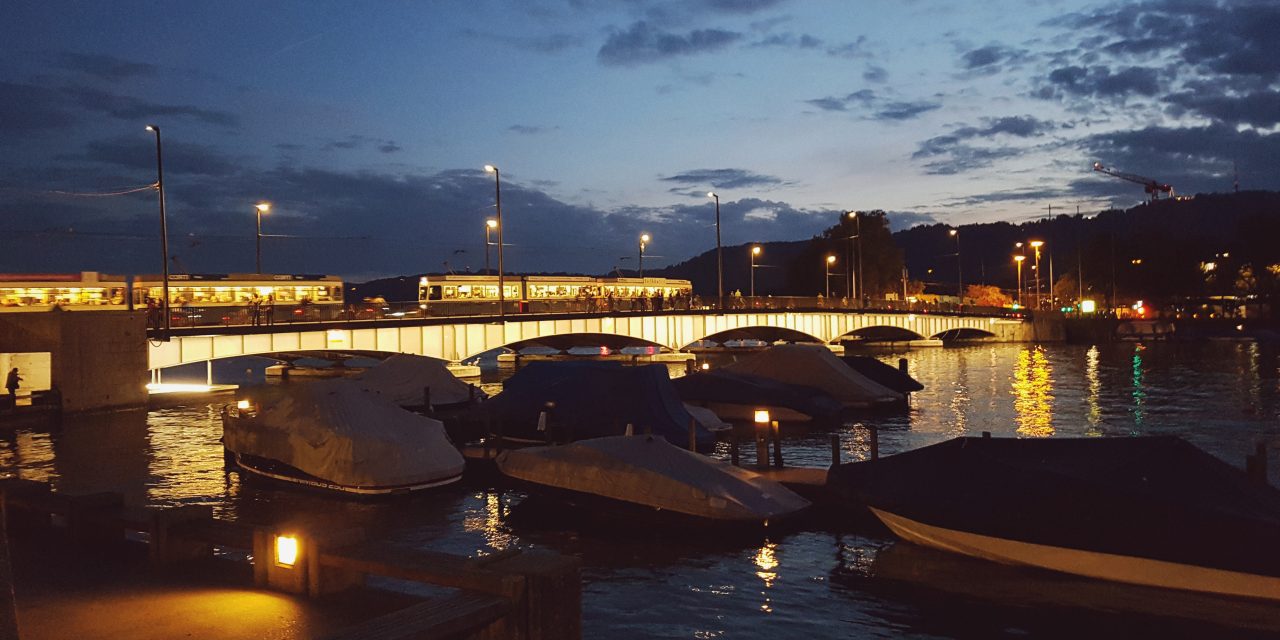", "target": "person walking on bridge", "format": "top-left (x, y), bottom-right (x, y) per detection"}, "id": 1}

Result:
top-left (5, 368), bottom-right (21, 399)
